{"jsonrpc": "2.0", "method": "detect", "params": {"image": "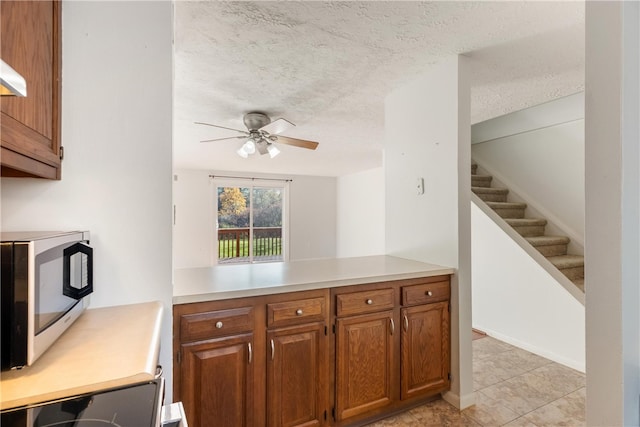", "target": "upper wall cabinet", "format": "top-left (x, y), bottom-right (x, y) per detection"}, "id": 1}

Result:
top-left (1, 1), bottom-right (62, 179)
